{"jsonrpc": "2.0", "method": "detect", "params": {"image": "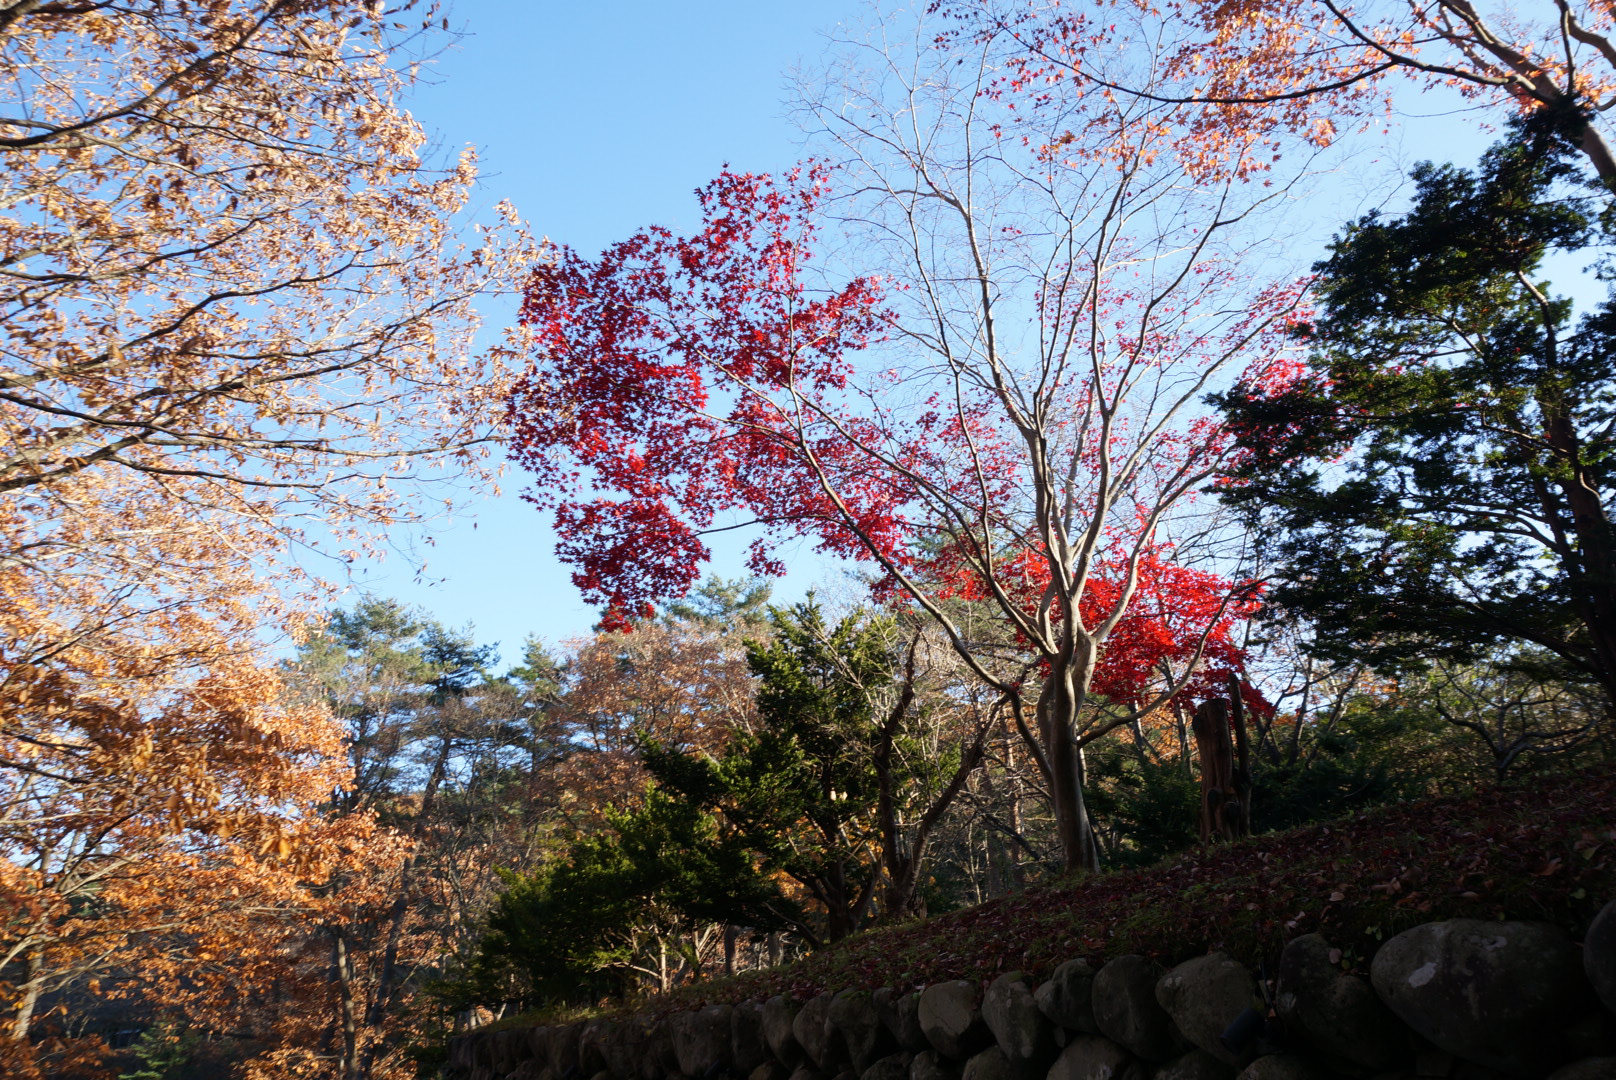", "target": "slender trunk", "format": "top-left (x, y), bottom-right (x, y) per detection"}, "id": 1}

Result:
top-left (1004, 737), bottom-right (1026, 889)
top-left (9, 946), bottom-right (41, 1040)
top-left (1039, 669), bottom-right (1099, 873)
top-left (357, 736), bottom-right (454, 1078)
top-left (333, 929), bottom-right (360, 1080)
top-left (1541, 399), bottom-right (1616, 704)
top-left (1228, 675), bottom-right (1253, 837)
